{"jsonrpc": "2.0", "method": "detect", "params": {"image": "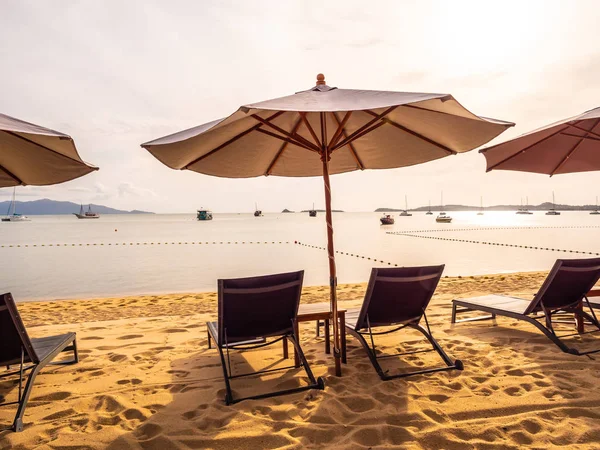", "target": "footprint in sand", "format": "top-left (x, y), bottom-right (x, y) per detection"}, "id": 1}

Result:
top-left (117, 334), bottom-right (144, 340)
top-left (164, 328), bottom-right (188, 333)
top-left (34, 391), bottom-right (71, 402)
top-left (109, 354), bottom-right (128, 363)
top-left (81, 336), bottom-right (104, 341)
